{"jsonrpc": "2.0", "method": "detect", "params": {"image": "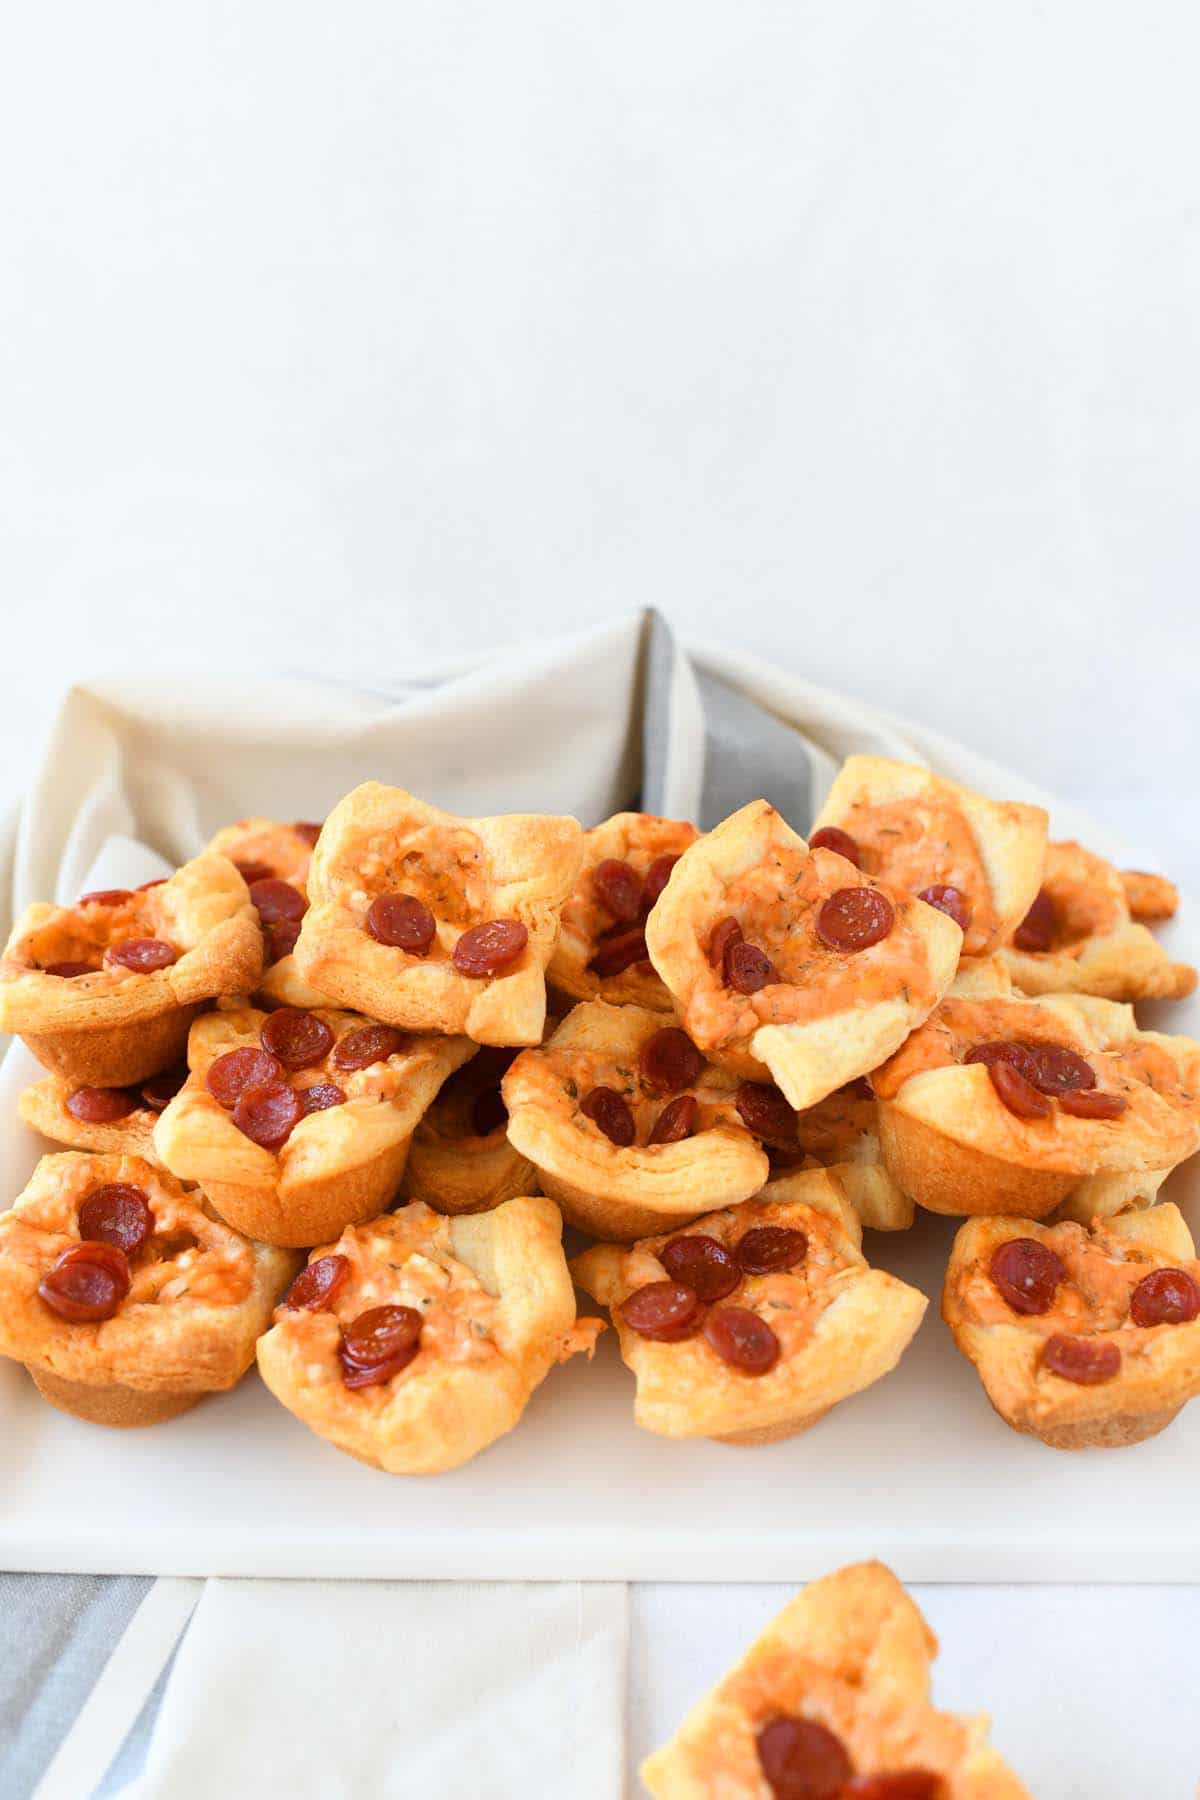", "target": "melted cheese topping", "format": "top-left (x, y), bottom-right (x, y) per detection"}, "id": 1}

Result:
top-left (191, 1009), bottom-right (418, 1113)
top-left (212, 821), bottom-right (314, 892)
top-left (352, 821), bottom-right (488, 931)
top-left (834, 793), bottom-right (999, 957)
top-left (517, 1036), bottom-right (748, 1147)
top-left (17, 890), bottom-right (168, 974)
top-left (1037, 841), bottom-right (1127, 947)
top-left (558, 817), bottom-right (698, 955)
